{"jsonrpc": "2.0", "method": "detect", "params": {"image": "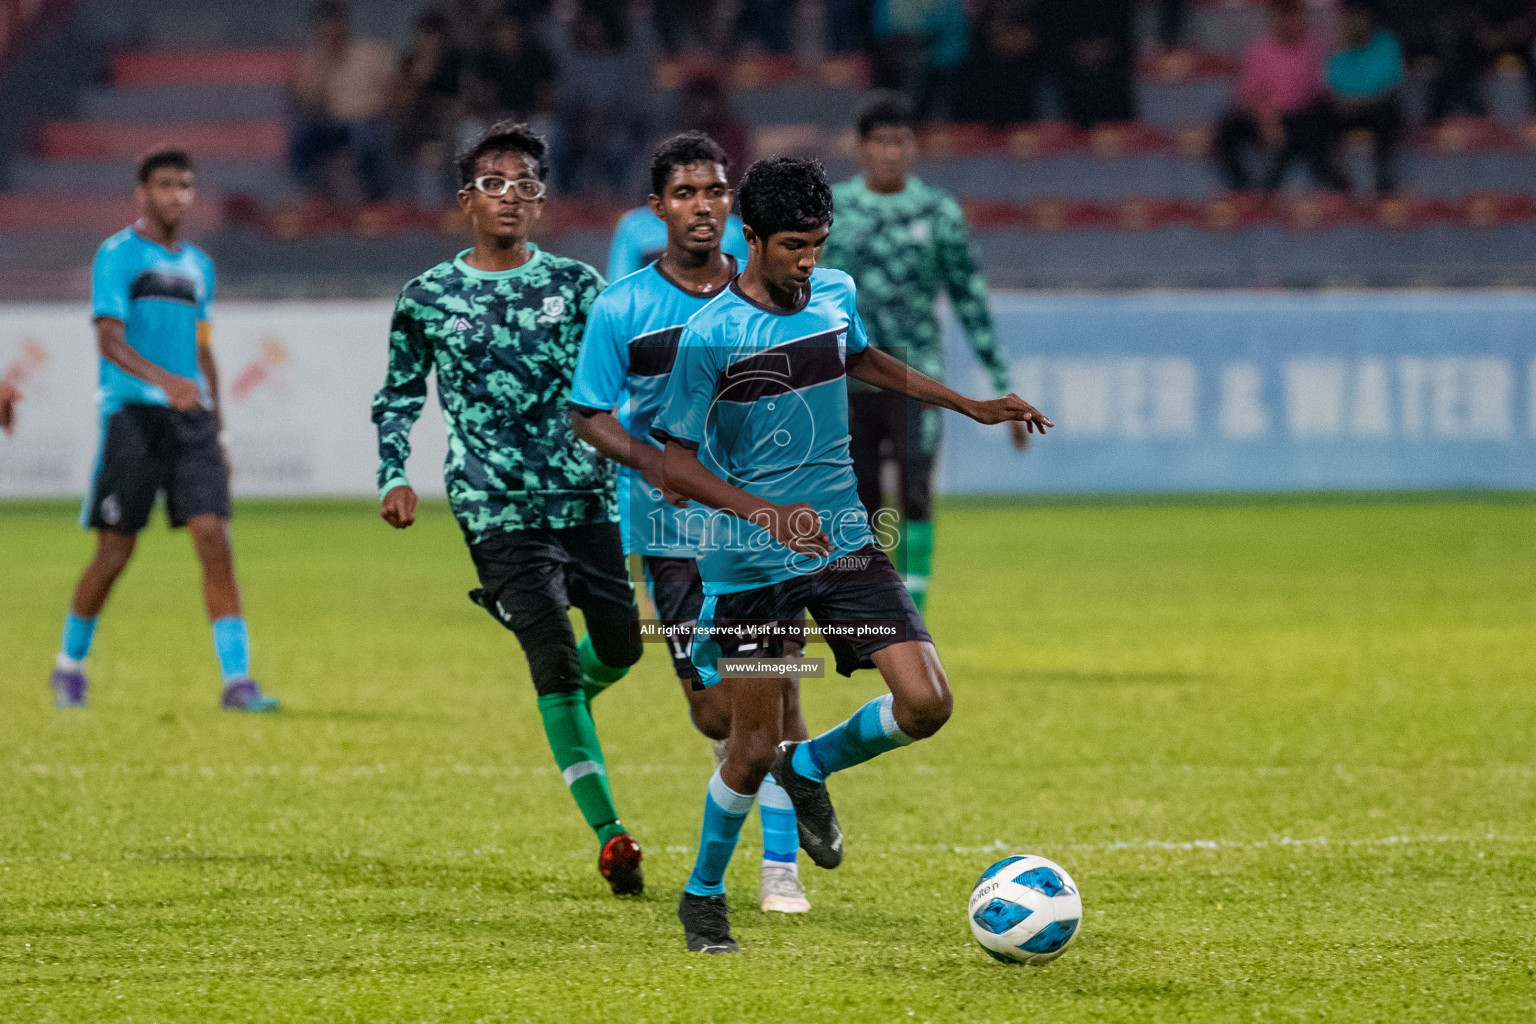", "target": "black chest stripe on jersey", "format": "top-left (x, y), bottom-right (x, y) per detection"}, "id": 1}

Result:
top-left (129, 270), bottom-right (198, 305)
top-left (715, 329), bottom-right (846, 403)
top-left (629, 326), bottom-right (683, 378)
